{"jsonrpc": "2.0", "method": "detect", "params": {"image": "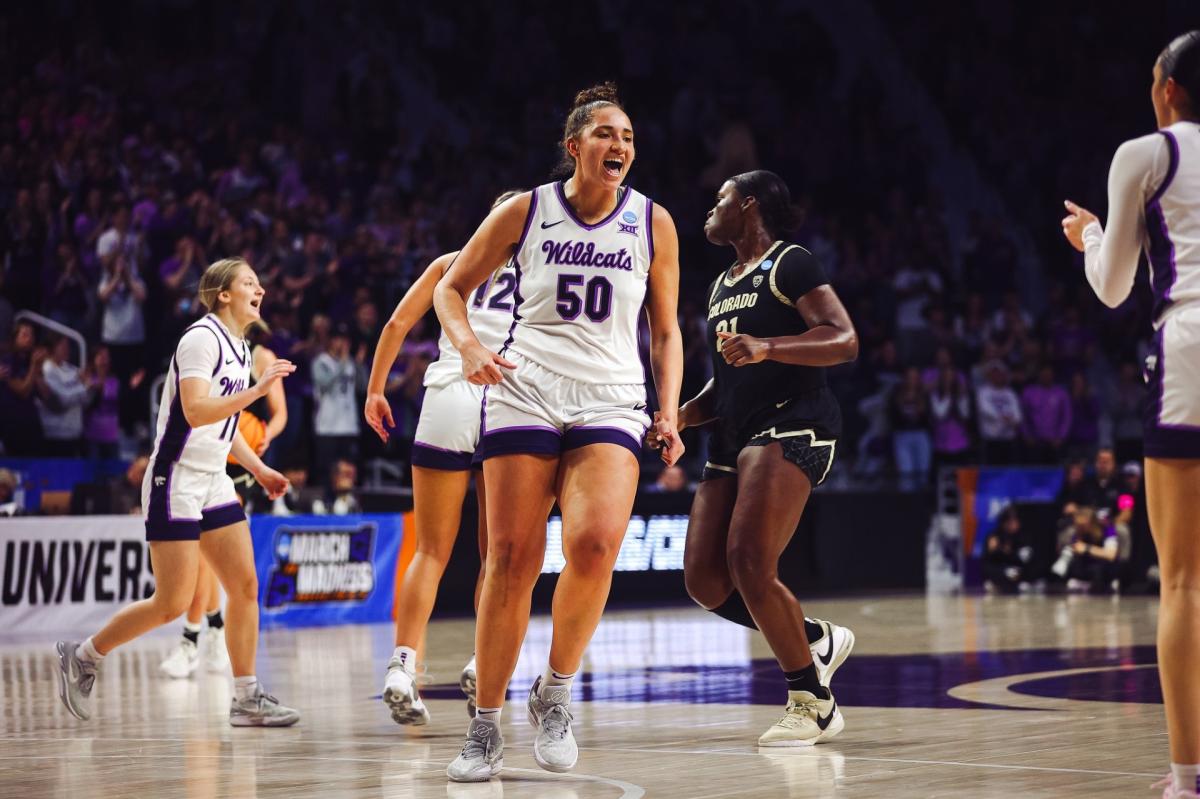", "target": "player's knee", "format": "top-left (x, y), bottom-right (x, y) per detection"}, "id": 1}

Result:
top-left (154, 590), bottom-right (193, 623)
top-left (726, 544), bottom-right (775, 595)
top-left (225, 573), bottom-right (259, 604)
top-left (1159, 567), bottom-right (1200, 593)
top-left (684, 568), bottom-right (731, 610)
top-left (564, 531), bottom-right (621, 576)
top-left (486, 539), bottom-right (542, 585)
